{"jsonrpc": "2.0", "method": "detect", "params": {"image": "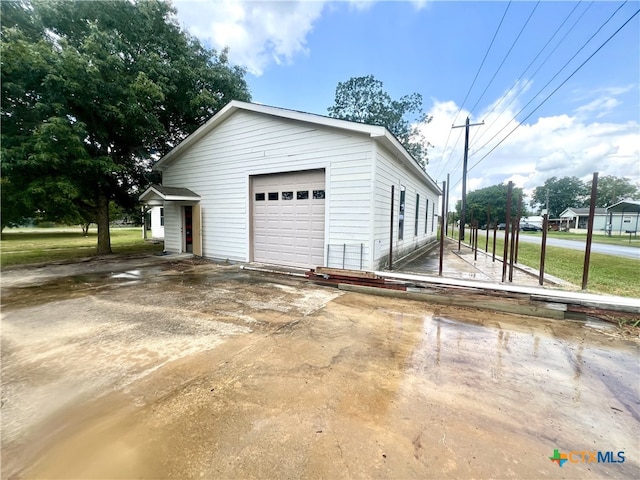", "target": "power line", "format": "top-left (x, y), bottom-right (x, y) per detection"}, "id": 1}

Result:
top-left (446, 1), bottom-right (585, 183)
top-left (467, 6), bottom-right (640, 174)
top-left (469, 0), bottom-right (629, 160)
top-left (467, 1), bottom-right (588, 149)
top-left (467, 1), bottom-right (541, 116)
top-left (432, 1), bottom-right (511, 181)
